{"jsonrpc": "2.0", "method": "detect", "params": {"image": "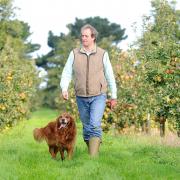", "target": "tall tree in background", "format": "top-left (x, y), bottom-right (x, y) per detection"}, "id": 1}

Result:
top-left (67, 16), bottom-right (127, 44)
top-left (0, 0), bottom-right (40, 55)
top-left (0, 0), bottom-right (39, 129)
top-left (41, 33), bottom-right (78, 108)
